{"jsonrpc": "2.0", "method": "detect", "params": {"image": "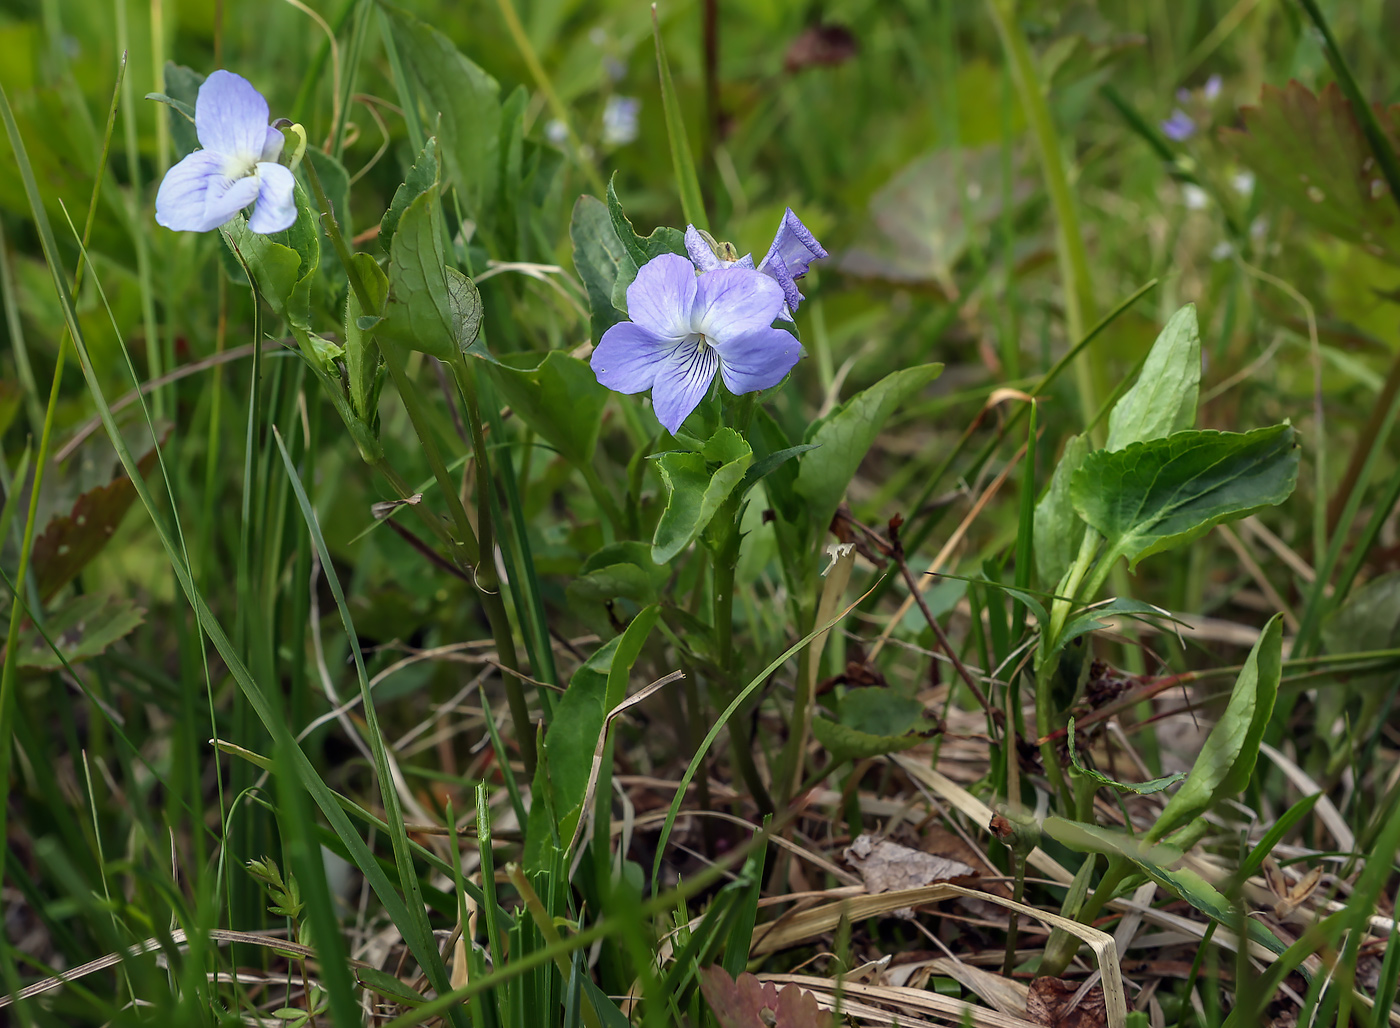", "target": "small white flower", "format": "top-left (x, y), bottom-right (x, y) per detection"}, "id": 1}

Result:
top-left (1182, 184), bottom-right (1210, 210)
